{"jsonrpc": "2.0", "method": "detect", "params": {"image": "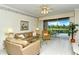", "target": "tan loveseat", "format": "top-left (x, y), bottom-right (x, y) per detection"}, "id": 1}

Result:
top-left (4, 39), bottom-right (40, 55)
